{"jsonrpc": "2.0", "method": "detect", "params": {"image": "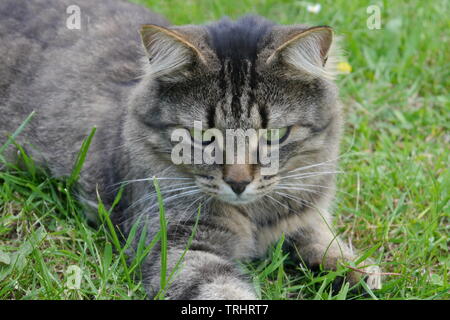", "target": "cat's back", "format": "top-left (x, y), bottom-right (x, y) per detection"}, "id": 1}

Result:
top-left (0, 0), bottom-right (168, 175)
top-left (0, 0), bottom-right (168, 106)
